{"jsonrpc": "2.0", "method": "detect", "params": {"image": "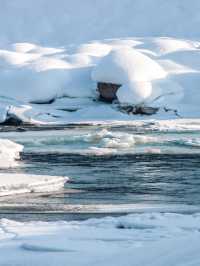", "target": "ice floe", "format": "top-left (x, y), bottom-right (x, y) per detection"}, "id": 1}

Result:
top-left (0, 138), bottom-right (68, 195)
top-left (0, 139), bottom-right (23, 168)
top-left (0, 174), bottom-right (68, 196)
